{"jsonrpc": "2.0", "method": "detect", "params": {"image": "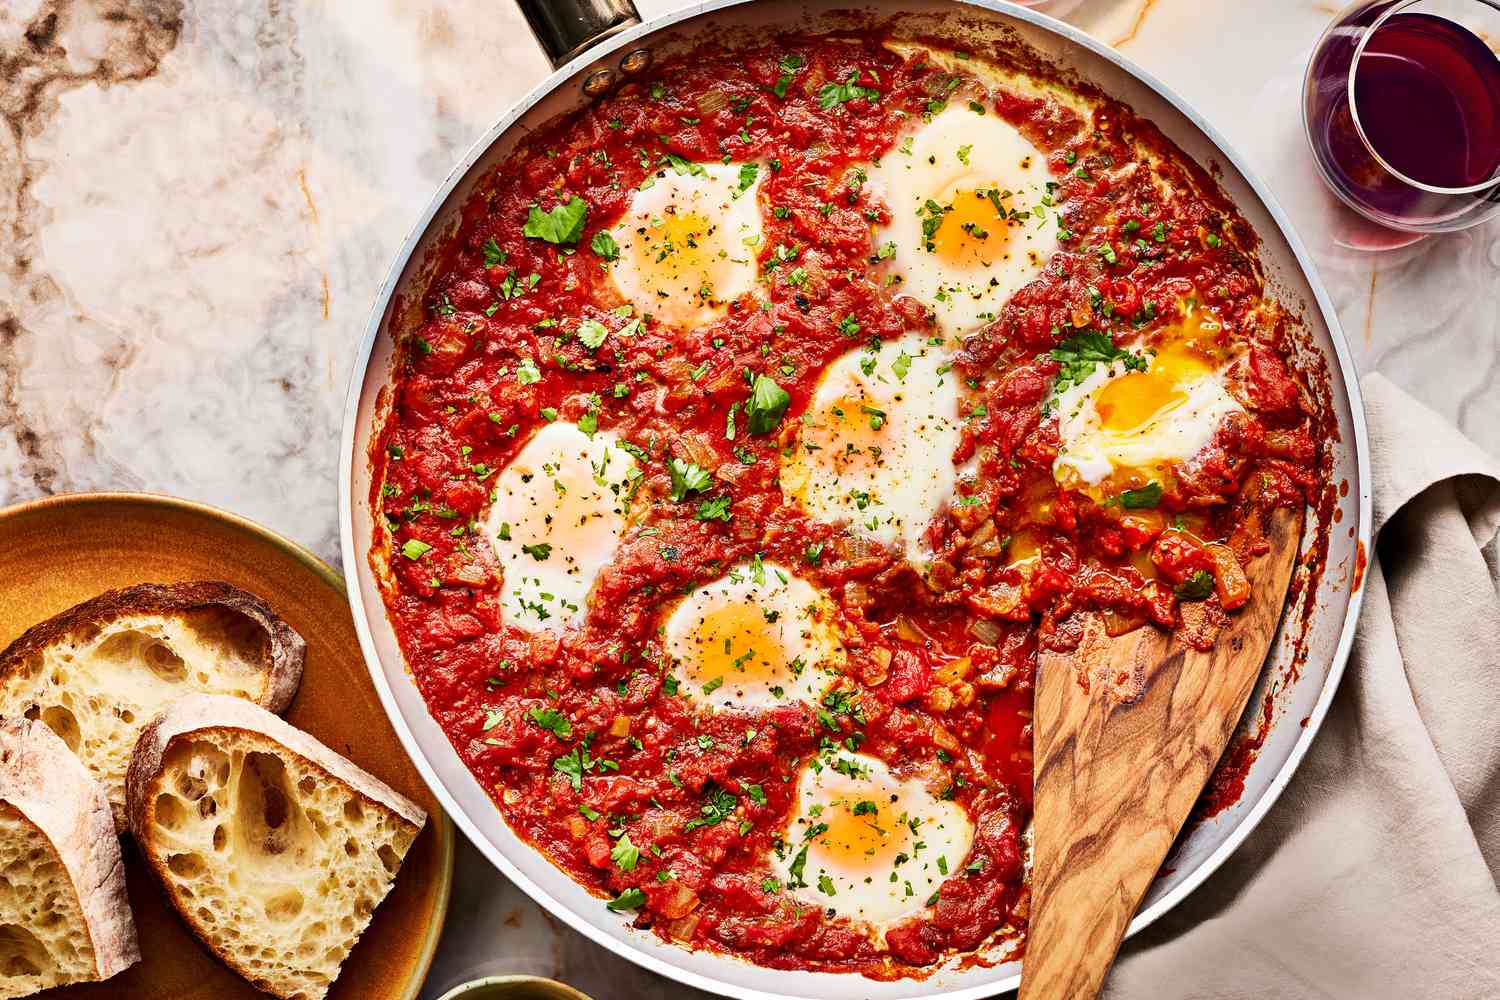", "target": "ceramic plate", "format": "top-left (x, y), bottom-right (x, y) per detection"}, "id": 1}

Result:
top-left (0, 491), bottom-right (453, 1000)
